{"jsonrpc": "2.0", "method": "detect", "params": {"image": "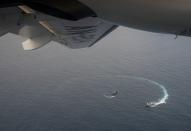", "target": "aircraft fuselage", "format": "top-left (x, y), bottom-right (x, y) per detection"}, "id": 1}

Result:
top-left (80, 0), bottom-right (191, 36)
